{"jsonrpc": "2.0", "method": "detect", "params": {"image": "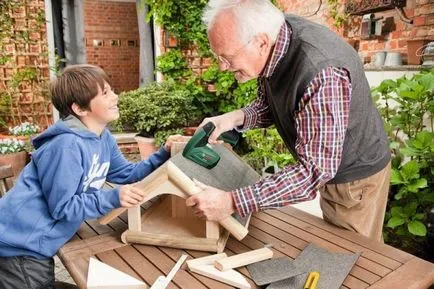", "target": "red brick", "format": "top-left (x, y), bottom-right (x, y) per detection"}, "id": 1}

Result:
top-left (414, 16), bottom-right (426, 26)
top-left (398, 39), bottom-right (408, 48)
top-left (427, 14), bottom-right (434, 25)
top-left (389, 40), bottom-right (398, 49)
